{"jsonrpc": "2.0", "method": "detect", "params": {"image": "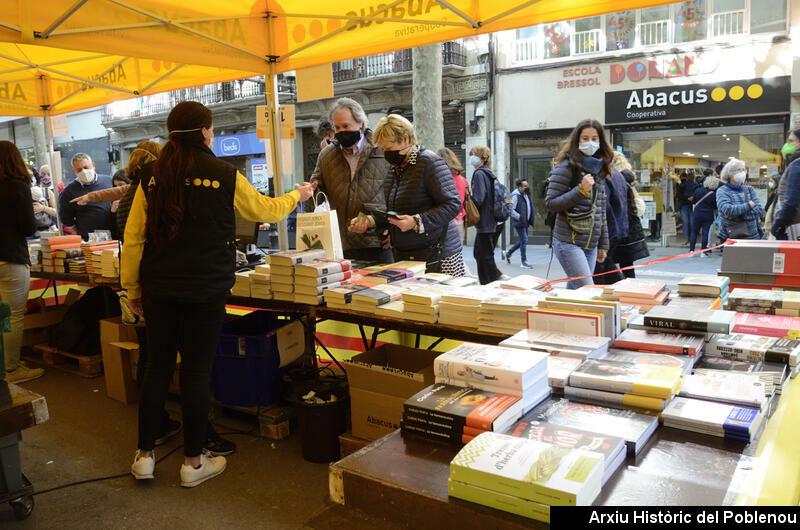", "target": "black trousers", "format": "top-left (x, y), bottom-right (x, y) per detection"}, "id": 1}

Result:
top-left (139, 291), bottom-right (227, 456)
top-left (474, 232), bottom-right (502, 285)
top-left (135, 325), bottom-right (171, 432)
